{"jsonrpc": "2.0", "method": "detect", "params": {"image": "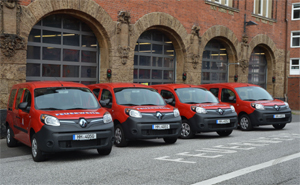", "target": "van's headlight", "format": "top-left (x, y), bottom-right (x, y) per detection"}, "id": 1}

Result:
top-left (191, 106), bottom-right (207, 114)
top-left (284, 102), bottom-right (289, 108)
top-left (230, 105), bottom-right (235, 112)
top-left (125, 108), bottom-right (142, 118)
top-left (41, 115), bottom-right (60, 126)
top-left (173, 108), bottom-right (180, 117)
top-left (103, 112), bottom-right (112, 124)
top-left (251, 103), bottom-right (265, 110)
